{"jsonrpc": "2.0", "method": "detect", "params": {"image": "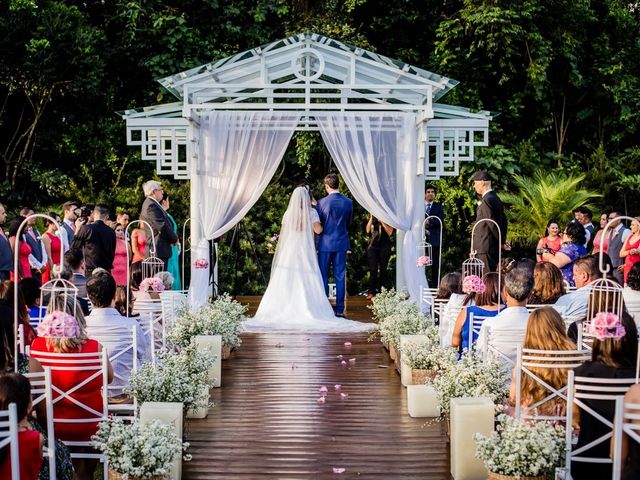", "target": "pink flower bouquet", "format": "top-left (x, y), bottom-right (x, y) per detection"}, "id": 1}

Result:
top-left (462, 274), bottom-right (485, 294)
top-left (193, 258), bottom-right (209, 269)
top-left (37, 311), bottom-right (80, 338)
top-left (139, 277), bottom-right (165, 293)
top-left (586, 312), bottom-right (626, 341)
top-left (416, 255), bottom-right (431, 267)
